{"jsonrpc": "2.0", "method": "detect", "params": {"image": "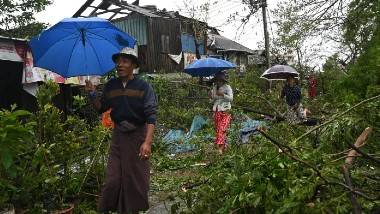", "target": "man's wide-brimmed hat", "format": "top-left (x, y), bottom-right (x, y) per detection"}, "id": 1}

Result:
top-left (112, 47), bottom-right (139, 67)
